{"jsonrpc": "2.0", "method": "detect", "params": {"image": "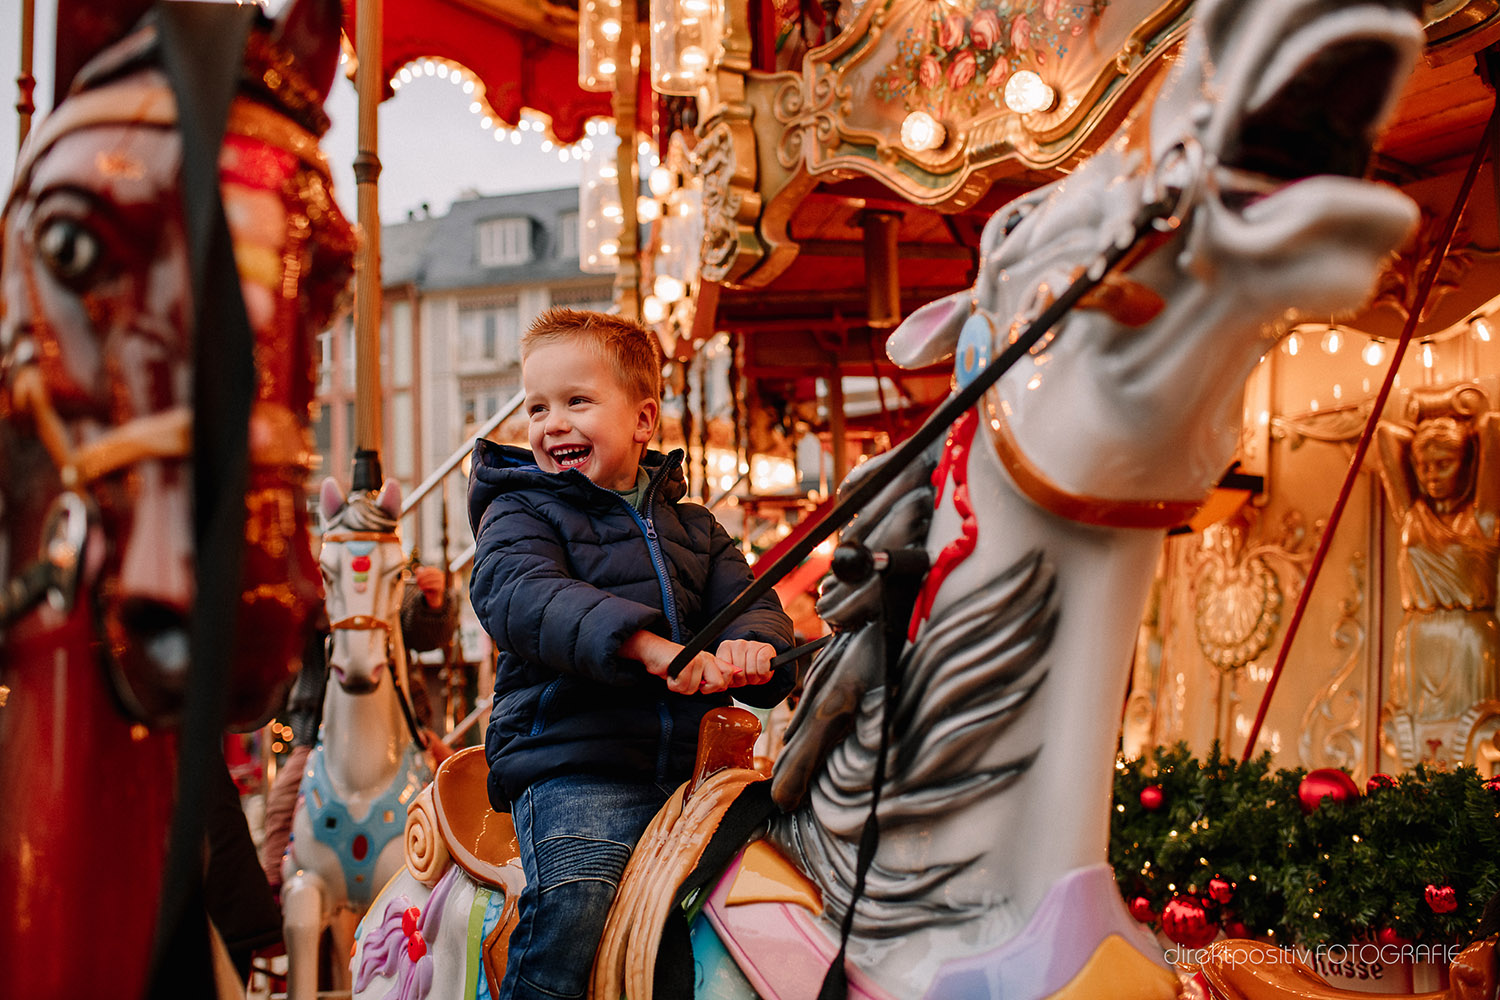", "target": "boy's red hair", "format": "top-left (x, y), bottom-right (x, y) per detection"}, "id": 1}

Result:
top-left (522, 308), bottom-right (665, 407)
